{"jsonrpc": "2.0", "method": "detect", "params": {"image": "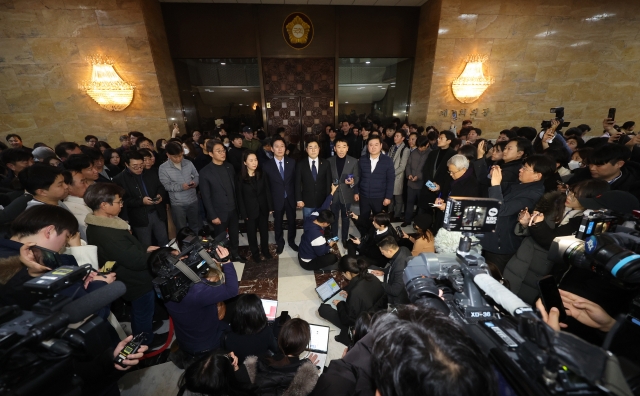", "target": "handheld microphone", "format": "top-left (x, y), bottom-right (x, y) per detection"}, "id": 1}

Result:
top-left (473, 274), bottom-right (532, 316)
